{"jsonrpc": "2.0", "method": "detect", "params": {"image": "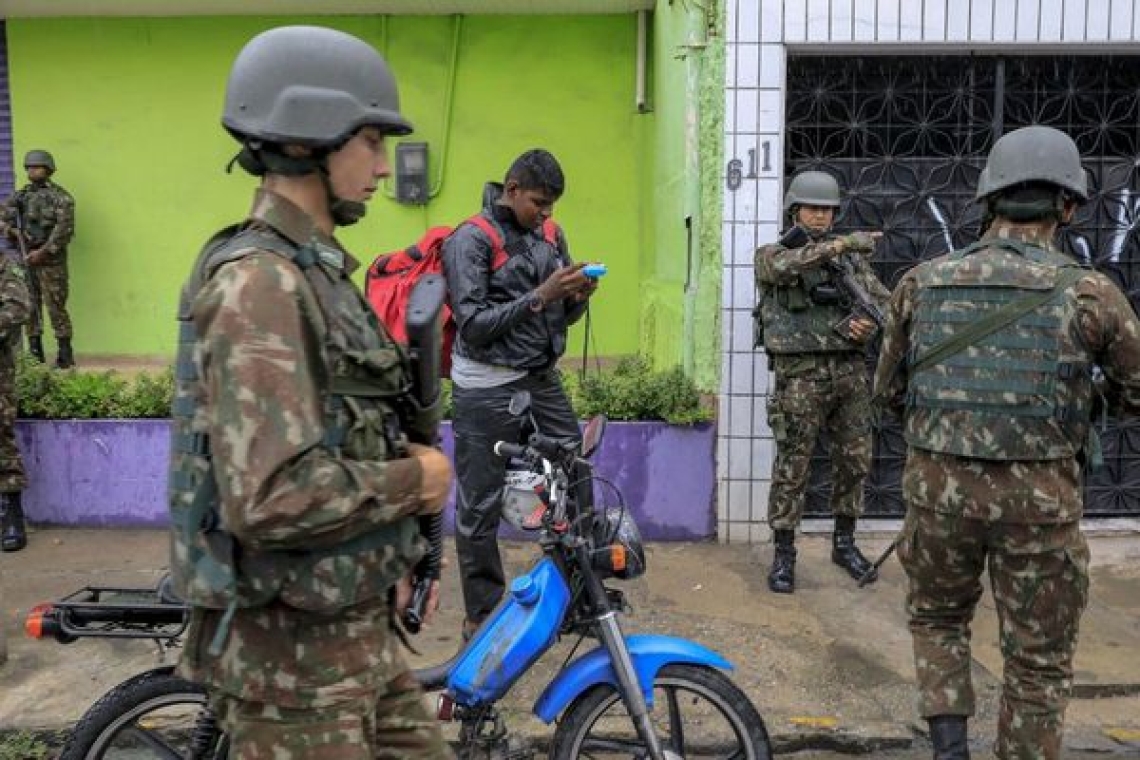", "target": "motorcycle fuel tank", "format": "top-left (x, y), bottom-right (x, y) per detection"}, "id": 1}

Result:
top-left (447, 557), bottom-right (571, 706)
